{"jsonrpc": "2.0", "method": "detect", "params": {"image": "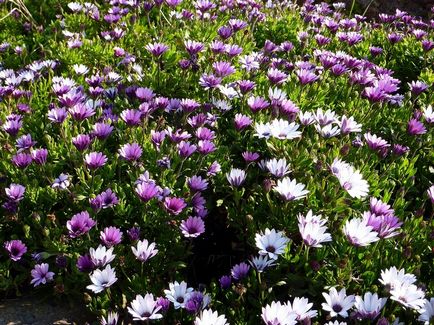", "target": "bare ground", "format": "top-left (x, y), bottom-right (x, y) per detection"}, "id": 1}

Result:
top-left (0, 296), bottom-right (93, 325)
